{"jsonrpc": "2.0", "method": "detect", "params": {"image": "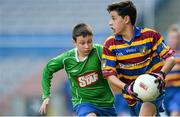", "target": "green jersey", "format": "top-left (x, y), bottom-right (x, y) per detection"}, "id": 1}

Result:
top-left (41, 44), bottom-right (114, 107)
